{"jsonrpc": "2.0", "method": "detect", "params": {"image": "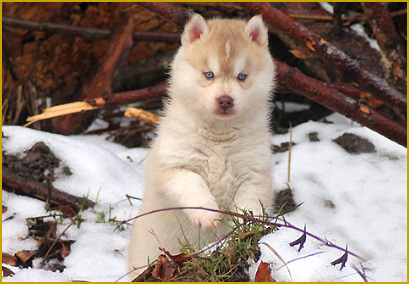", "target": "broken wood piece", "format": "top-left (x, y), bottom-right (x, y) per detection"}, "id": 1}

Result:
top-left (124, 107), bottom-right (160, 125)
top-left (25, 102), bottom-right (97, 127)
